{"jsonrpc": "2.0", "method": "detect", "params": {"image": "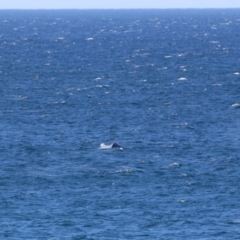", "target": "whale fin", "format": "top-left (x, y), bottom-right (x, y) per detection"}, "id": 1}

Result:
top-left (111, 142), bottom-right (123, 148)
